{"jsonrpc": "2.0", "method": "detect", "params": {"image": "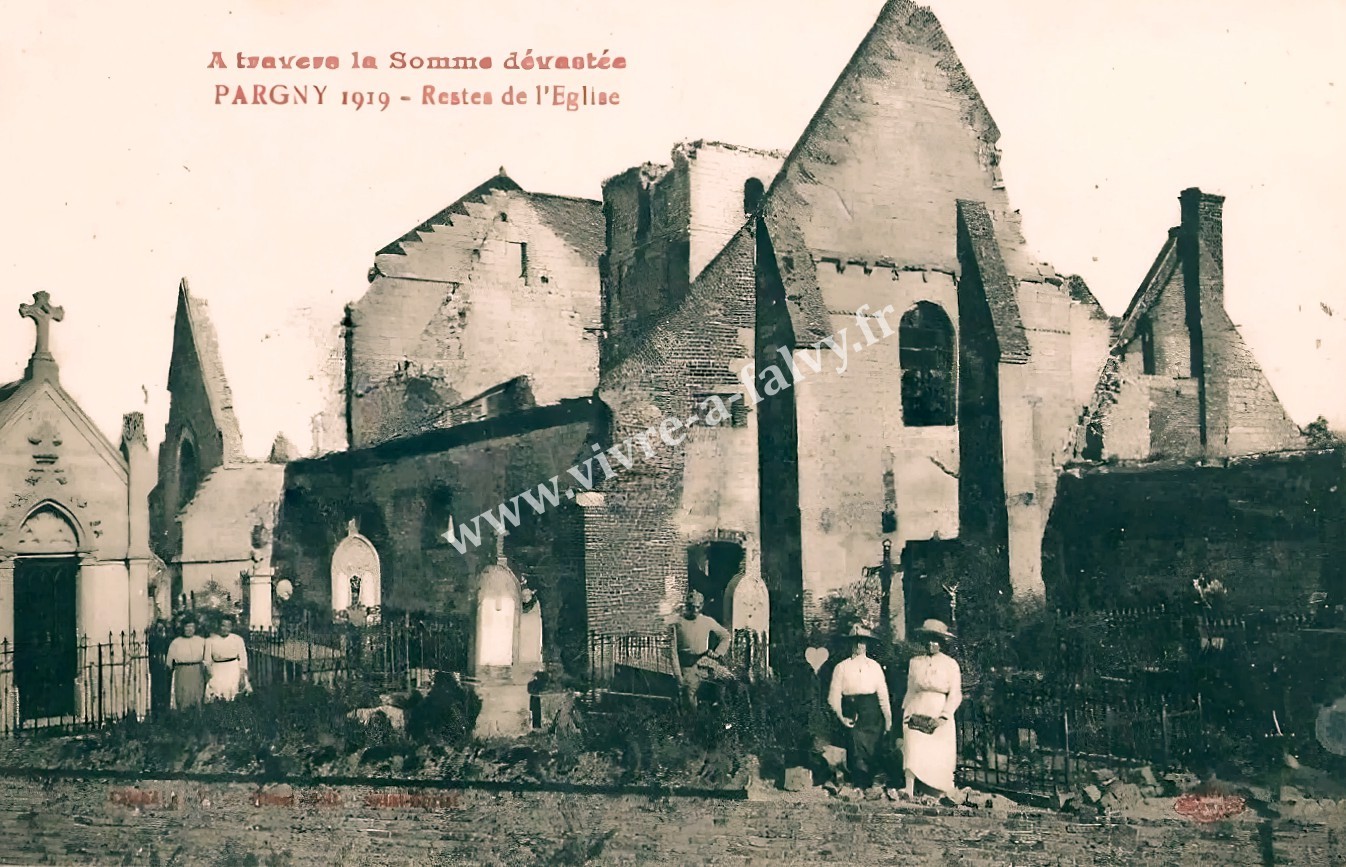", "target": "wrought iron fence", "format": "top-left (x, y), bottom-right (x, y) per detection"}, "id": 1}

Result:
top-left (245, 612), bottom-right (469, 693)
top-left (1021, 605), bottom-right (1346, 676)
top-left (0, 632), bottom-right (151, 736)
top-left (950, 603), bottom-right (1341, 797)
top-left (0, 613), bottom-right (471, 737)
top-left (955, 671), bottom-right (1206, 797)
top-left (587, 629), bottom-right (770, 695)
